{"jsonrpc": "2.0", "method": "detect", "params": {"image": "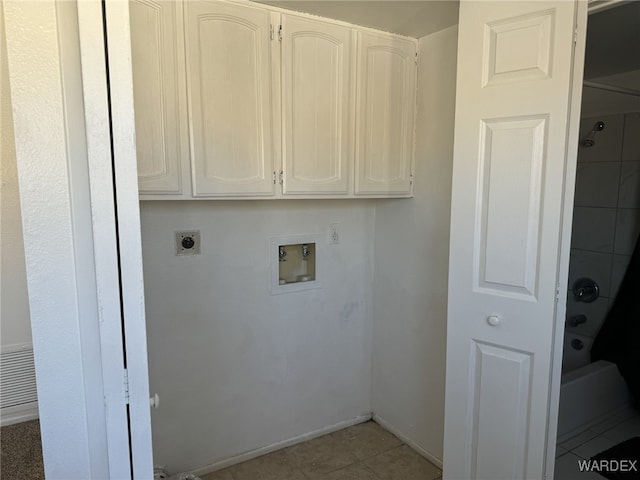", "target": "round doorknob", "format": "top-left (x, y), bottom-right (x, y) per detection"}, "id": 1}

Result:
top-left (487, 315), bottom-right (501, 326)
